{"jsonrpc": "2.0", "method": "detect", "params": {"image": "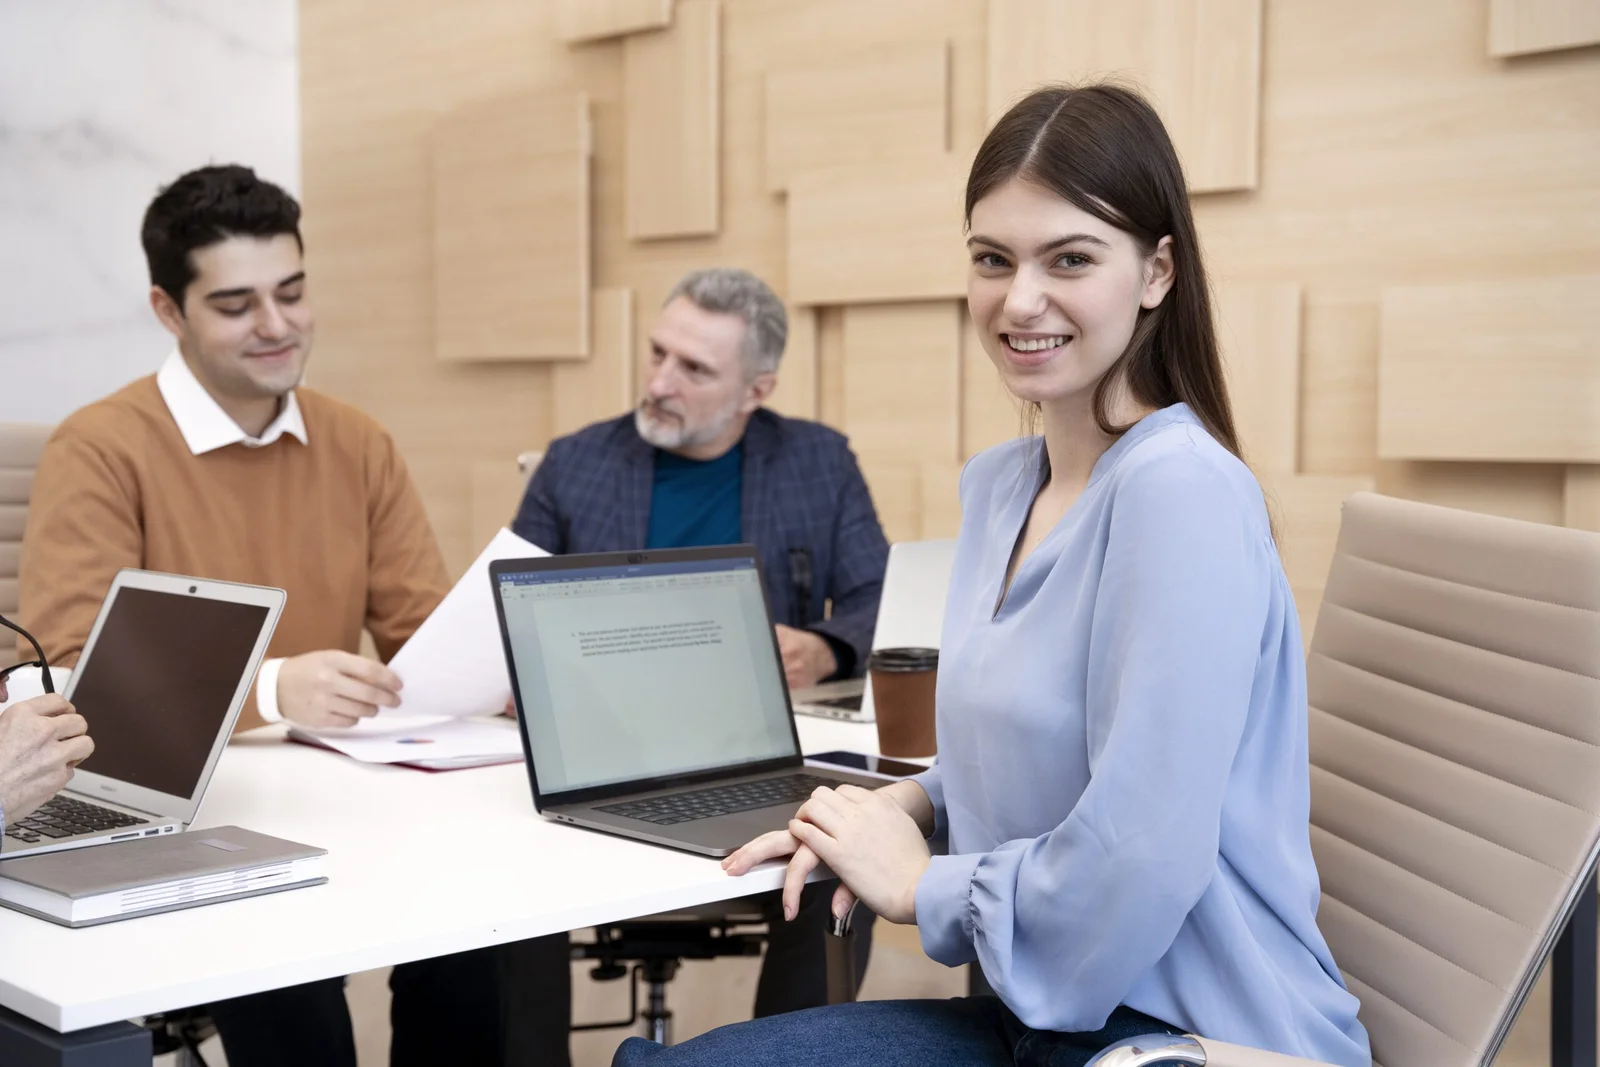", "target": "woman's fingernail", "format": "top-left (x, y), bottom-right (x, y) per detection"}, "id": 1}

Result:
top-left (784, 906), bottom-right (795, 921)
